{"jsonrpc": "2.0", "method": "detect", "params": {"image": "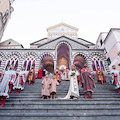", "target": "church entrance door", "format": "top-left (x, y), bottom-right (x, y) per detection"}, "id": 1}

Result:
top-left (57, 43), bottom-right (70, 70)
